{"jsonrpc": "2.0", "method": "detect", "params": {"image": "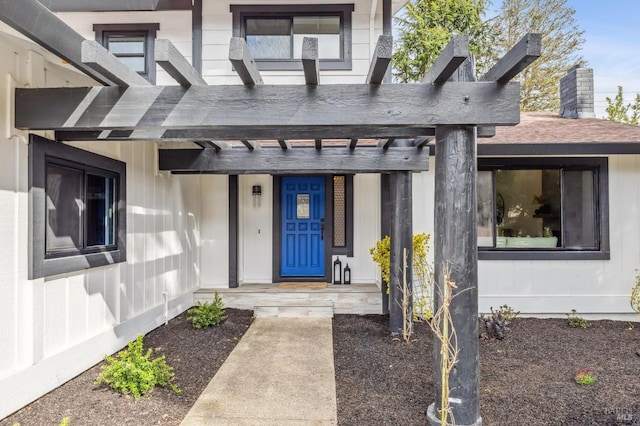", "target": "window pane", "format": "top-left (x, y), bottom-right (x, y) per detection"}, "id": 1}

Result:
top-left (477, 171), bottom-right (494, 247)
top-left (293, 16), bottom-right (340, 59)
top-left (333, 176), bottom-right (346, 247)
top-left (297, 194), bottom-right (310, 219)
top-left (86, 174), bottom-right (116, 247)
top-left (46, 164), bottom-right (83, 252)
top-left (246, 18), bottom-right (291, 59)
top-left (116, 56), bottom-right (146, 73)
top-left (107, 37), bottom-right (145, 54)
top-left (563, 170), bottom-right (596, 249)
top-left (496, 169), bottom-right (560, 248)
